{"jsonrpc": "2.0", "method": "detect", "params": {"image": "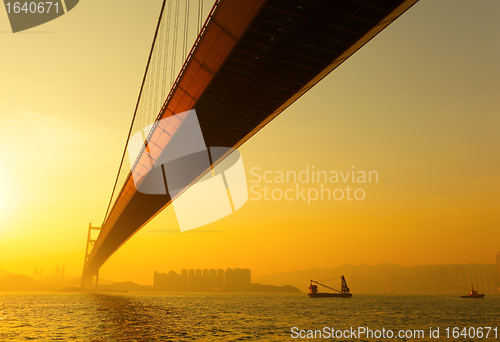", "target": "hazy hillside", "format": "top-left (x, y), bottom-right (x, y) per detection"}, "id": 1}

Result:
top-left (0, 267), bottom-right (13, 279)
top-left (0, 274), bottom-right (56, 291)
top-left (104, 281), bottom-right (154, 292)
top-left (253, 263), bottom-right (500, 294)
